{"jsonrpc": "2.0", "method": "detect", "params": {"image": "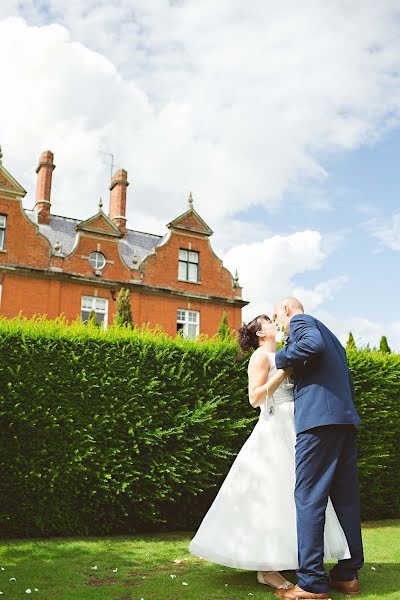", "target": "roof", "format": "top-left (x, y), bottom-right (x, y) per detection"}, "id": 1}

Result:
top-left (25, 210), bottom-right (163, 268)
